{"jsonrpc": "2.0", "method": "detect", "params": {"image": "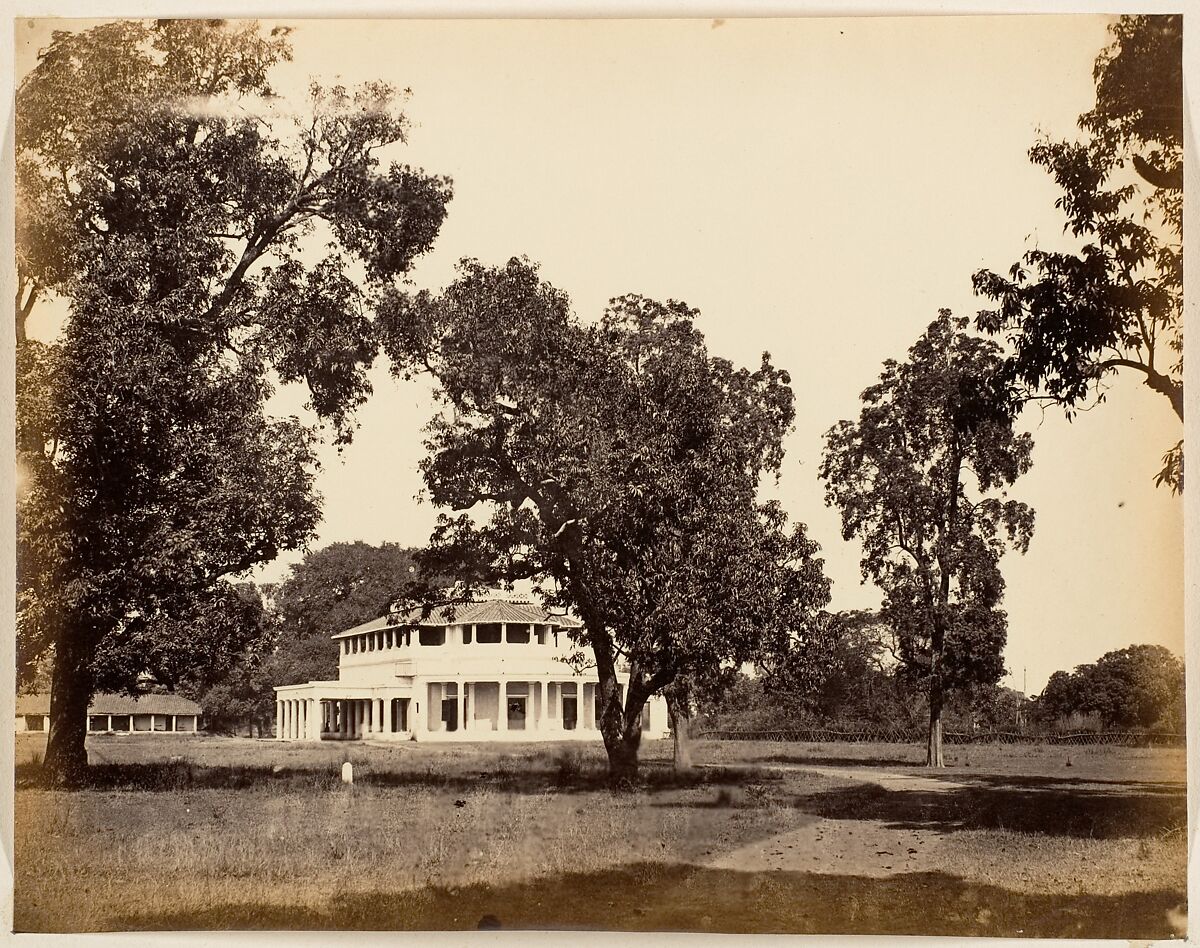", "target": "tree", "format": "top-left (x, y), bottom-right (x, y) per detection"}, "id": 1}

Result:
top-left (821, 312), bottom-right (1035, 766)
top-left (1035, 644), bottom-right (1185, 731)
top-left (266, 542), bottom-right (429, 686)
top-left (16, 20), bottom-right (451, 783)
top-left (1035, 669), bottom-right (1084, 727)
top-left (380, 257), bottom-right (832, 779)
top-left (973, 15), bottom-right (1182, 490)
top-left (789, 611), bottom-right (916, 728)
